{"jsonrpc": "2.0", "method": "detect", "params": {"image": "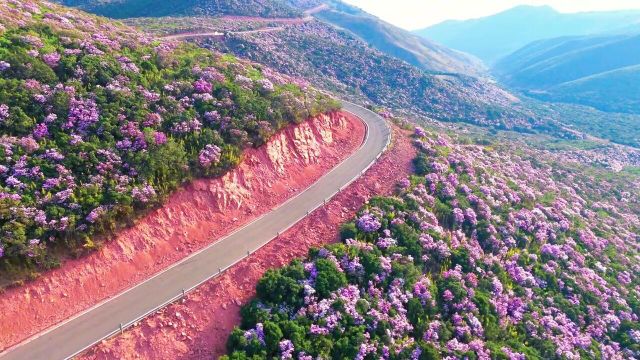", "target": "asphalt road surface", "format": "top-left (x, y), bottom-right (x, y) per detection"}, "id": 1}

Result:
top-left (0, 102), bottom-right (390, 360)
